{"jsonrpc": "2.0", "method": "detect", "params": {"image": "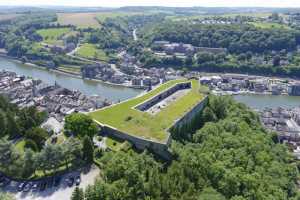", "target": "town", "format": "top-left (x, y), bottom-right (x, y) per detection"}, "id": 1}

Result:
top-left (0, 70), bottom-right (109, 133)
